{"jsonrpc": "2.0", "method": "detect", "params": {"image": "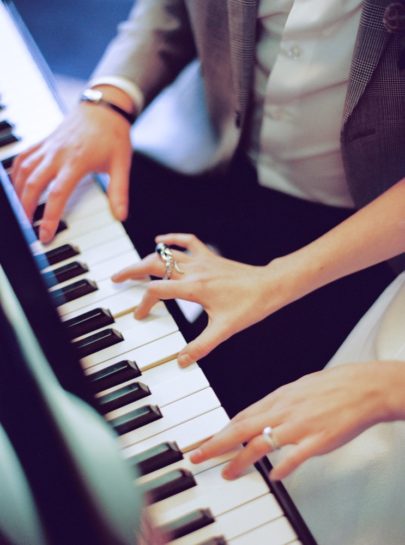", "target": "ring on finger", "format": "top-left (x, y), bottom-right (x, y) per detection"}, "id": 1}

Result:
top-left (262, 426), bottom-right (281, 451)
top-left (155, 242), bottom-right (184, 279)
